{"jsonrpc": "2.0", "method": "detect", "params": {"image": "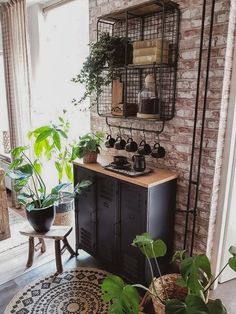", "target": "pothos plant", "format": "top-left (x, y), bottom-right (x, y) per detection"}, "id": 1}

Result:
top-left (71, 32), bottom-right (132, 107)
top-left (6, 146), bottom-right (91, 211)
top-left (71, 132), bottom-right (104, 159)
top-left (102, 233), bottom-right (236, 314)
top-left (28, 113), bottom-right (75, 183)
